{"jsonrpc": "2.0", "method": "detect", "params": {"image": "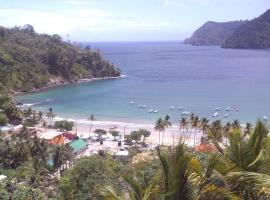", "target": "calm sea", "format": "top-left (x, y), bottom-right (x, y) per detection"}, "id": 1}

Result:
top-left (17, 42), bottom-right (270, 124)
